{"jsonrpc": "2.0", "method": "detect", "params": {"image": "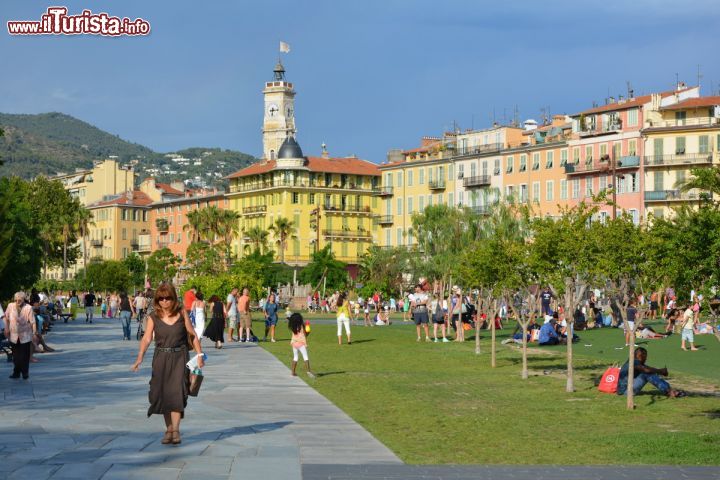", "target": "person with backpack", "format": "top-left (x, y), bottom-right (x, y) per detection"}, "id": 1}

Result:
top-left (431, 294), bottom-right (449, 343)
